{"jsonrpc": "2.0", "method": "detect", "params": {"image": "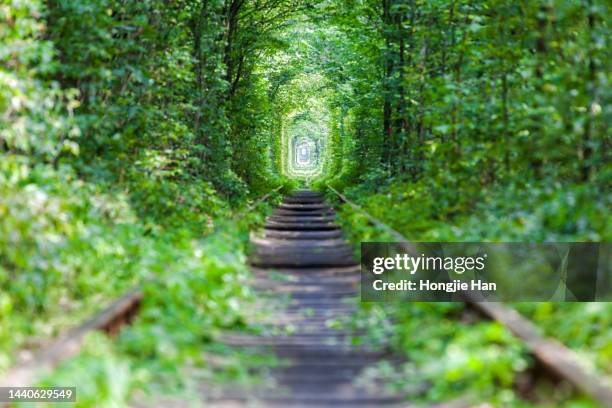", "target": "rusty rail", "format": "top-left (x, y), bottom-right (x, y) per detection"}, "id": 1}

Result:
top-left (0, 186), bottom-right (284, 390)
top-left (0, 289), bottom-right (142, 389)
top-left (327, 184), bottom-right (612, 407)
